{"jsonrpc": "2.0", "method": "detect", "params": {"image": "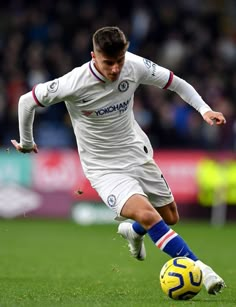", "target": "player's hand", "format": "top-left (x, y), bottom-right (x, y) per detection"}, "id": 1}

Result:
top-left (11, 140), bottom-right (39, 154)
top-left (203, 110), bottom-right (226, 126)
